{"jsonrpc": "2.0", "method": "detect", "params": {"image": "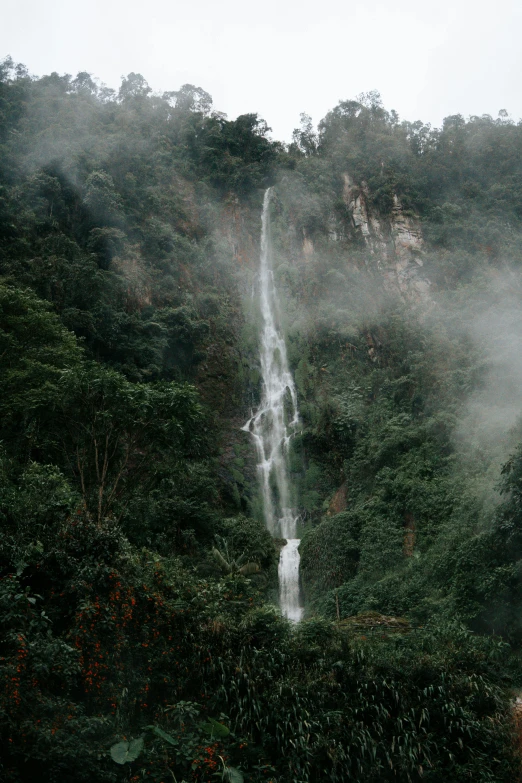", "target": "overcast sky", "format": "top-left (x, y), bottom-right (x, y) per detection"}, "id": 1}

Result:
top-left (2, 0), bottom-right (521, 140)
